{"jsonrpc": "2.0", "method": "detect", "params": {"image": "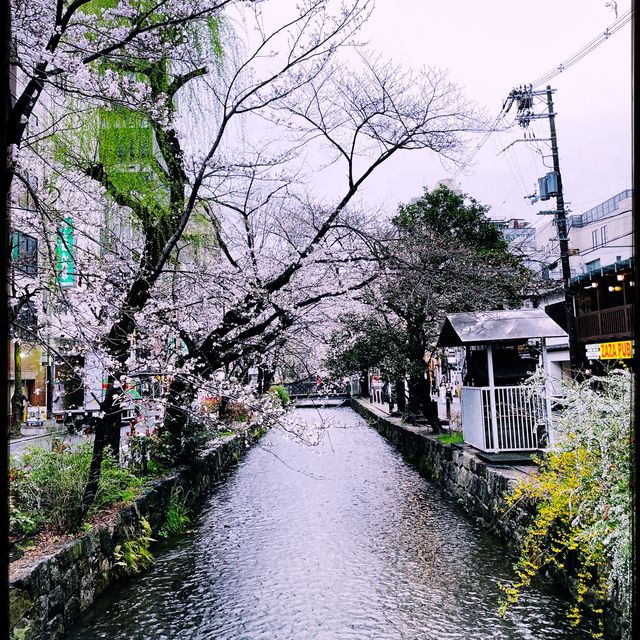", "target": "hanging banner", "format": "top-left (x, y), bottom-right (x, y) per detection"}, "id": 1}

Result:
top-left (55, 216), bottom-right (74, 287)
